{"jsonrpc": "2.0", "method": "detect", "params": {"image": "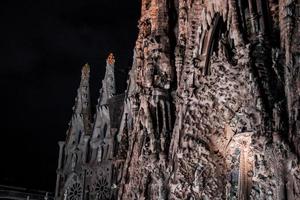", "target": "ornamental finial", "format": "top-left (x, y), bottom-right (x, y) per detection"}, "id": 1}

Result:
top-left (107, 53), bottom-right (115, 65)
top-left (81, 63), bottom-right (90, 78)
